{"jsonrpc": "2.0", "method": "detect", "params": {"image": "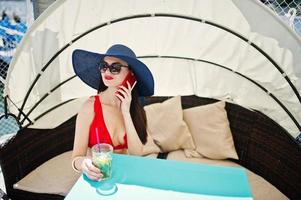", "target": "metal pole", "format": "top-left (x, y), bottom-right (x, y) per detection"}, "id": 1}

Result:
top-left (25, 0), bottom-right (34, 26)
